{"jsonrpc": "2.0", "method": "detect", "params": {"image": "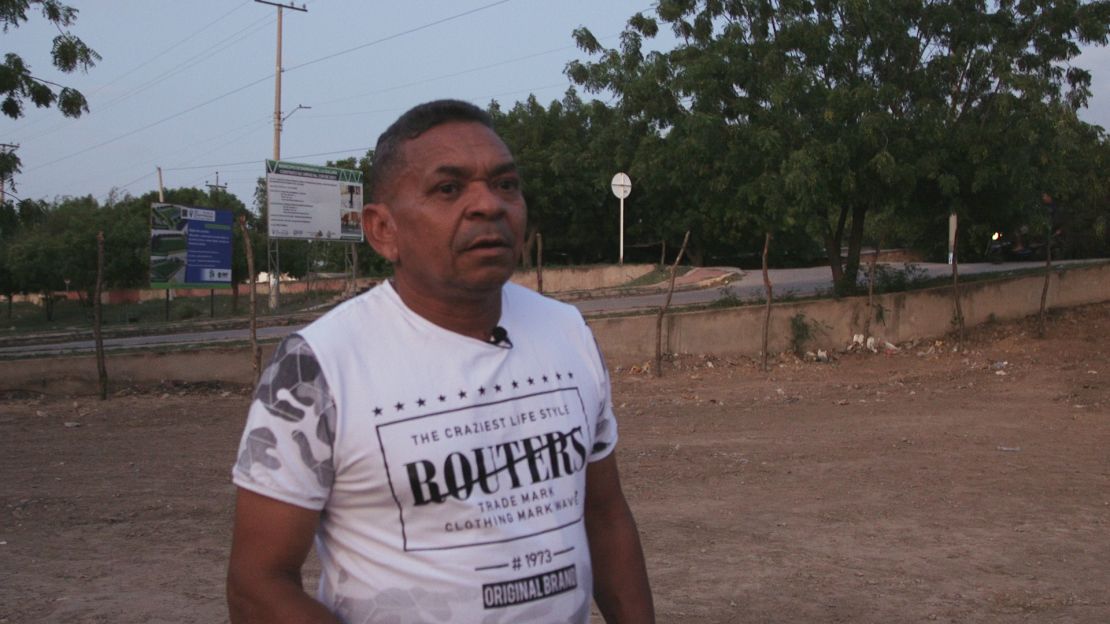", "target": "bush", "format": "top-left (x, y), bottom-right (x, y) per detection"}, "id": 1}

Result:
top-left (869, 263), bottom-right (929, 294)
